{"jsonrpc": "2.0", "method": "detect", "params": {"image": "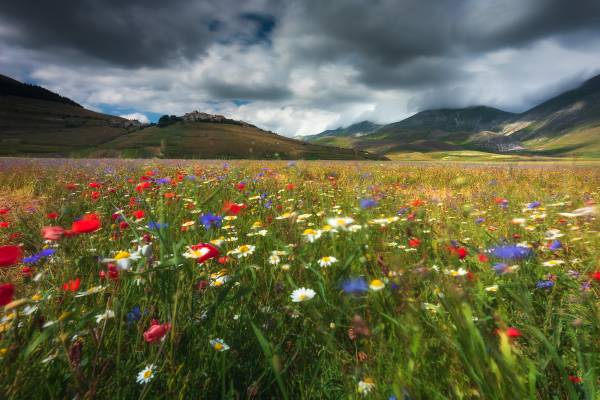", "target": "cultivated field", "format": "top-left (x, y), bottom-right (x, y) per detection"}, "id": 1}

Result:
top-left (0, 158), bottom-right (599, 399)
